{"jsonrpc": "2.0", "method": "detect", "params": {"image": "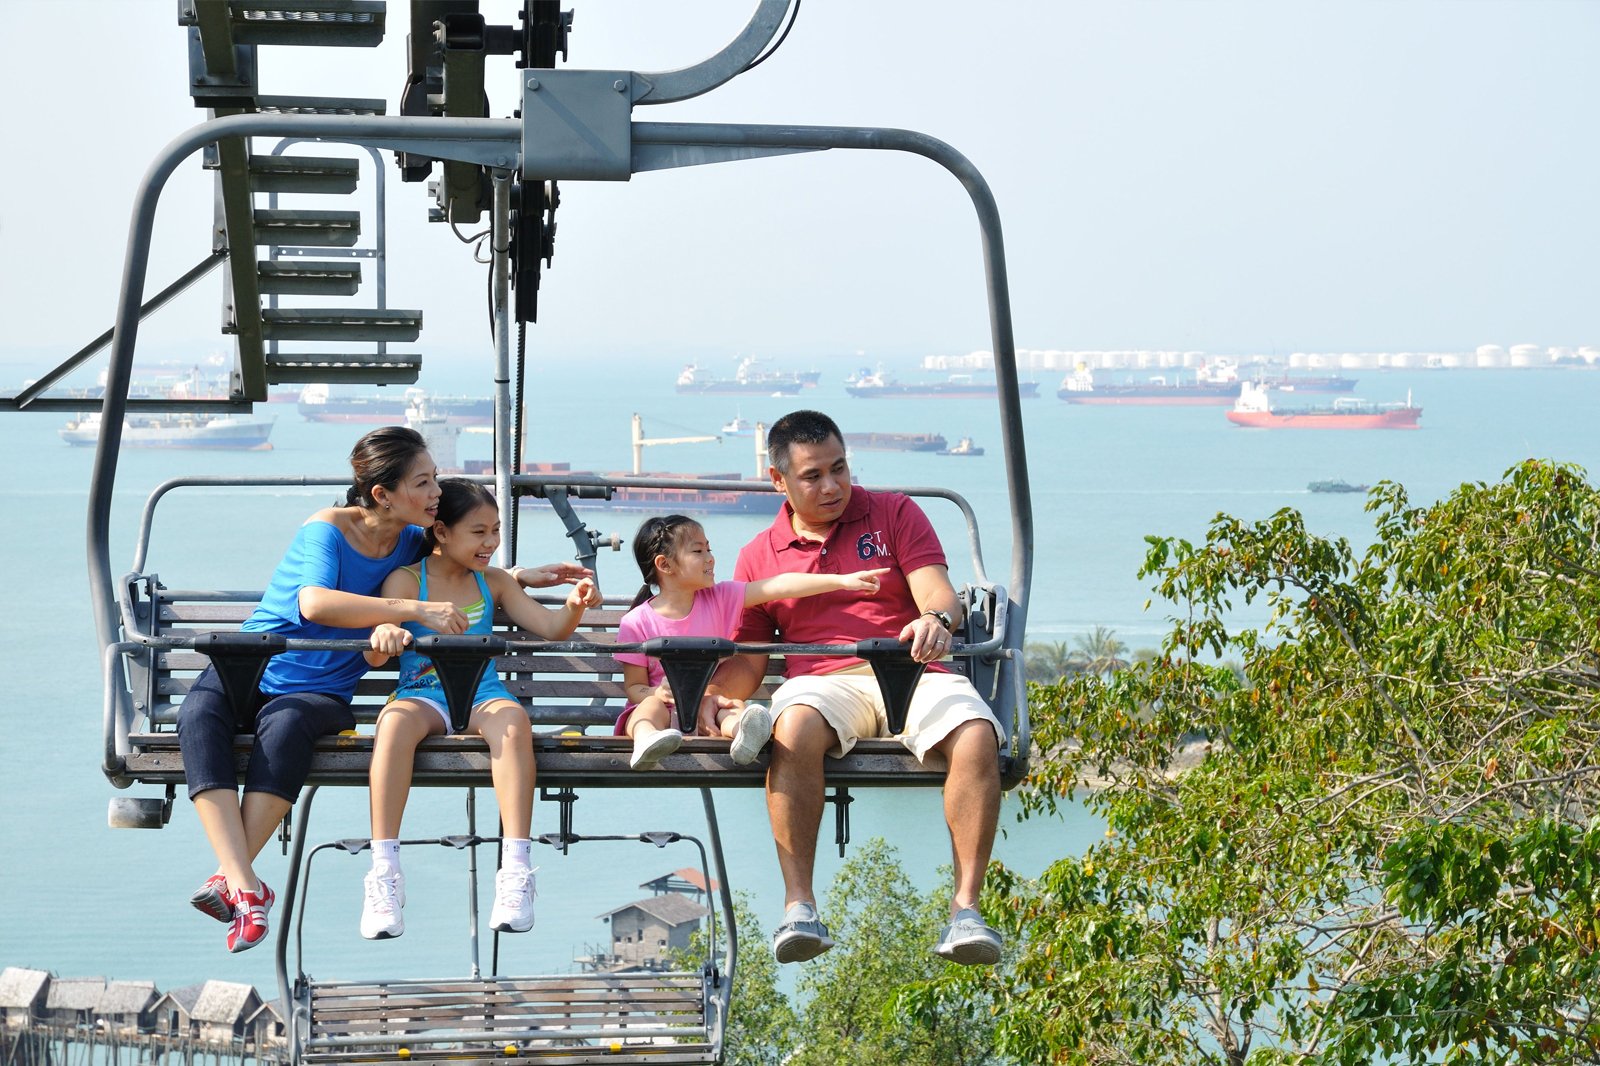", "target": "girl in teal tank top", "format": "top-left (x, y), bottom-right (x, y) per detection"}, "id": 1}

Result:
top-left (361, 479), bottom-right (601, 940)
